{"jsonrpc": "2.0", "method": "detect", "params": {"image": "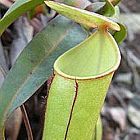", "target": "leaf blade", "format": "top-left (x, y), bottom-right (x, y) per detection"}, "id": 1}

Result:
top-left (113, 23), bottom-right (127, 44)
top-left (0, 0), bottom-right (44, 35)
top-left (0, 16), bottom-right (88, 135)
top-left (98, 0), bottom-right (115, 17)
top-left (45, 1), bottom-right (120, 31)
